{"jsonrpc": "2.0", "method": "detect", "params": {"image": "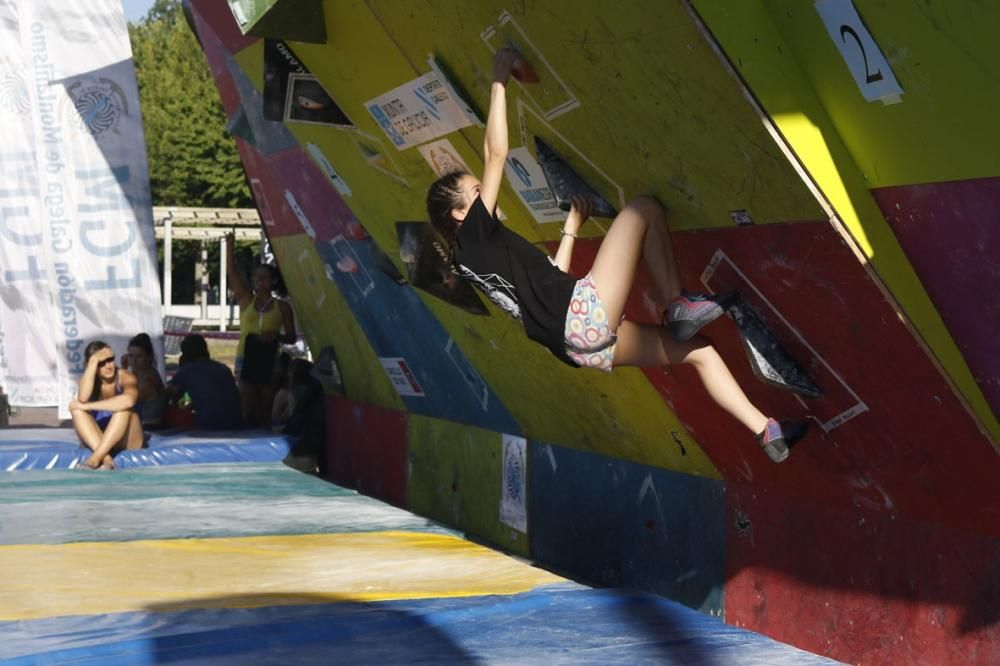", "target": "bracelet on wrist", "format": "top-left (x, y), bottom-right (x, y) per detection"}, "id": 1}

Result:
top-left (560, 229), bottom-right (577, 238)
